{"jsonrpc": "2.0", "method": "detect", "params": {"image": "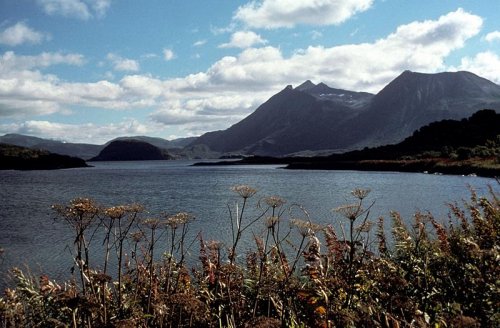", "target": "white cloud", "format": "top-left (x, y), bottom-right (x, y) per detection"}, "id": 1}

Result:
top-left (485, 31), bottom-right (500, 43)
top-left (0, 9), bottom-right (489, 141)
top-left (311, 30), bottom-right (323, 40)
top-left (163, 48), bottom-right (175, 61)
top-left (107, 53), bottom-right (140, 72)
top-left (90, 0), bottom-right (112, 18)
top-left (0, 51), bottom-right (84, 73)
top-left (0, 119), bottom-right (150, 144)
top-left (193, 40), bottom-right (207, 47)
top-left (452, 51), bottom-right (500, 84)
top-left (36, 0), bottom-right (112, 20)
top-left (235, 0), bottom-right (373, 29)
top-left (219, 31), bottom-right (267, 48)
top-left (191, 9), bottom-right (483, 93)
top-left (0, 22), bottom-right (50, 46)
